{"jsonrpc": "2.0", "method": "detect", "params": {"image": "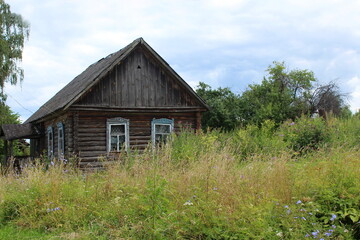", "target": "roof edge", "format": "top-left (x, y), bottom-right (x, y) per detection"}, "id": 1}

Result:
top-left (63, 38), bottom-right (143, 111)
top-left (139, 40), bottom-right (210, 110)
